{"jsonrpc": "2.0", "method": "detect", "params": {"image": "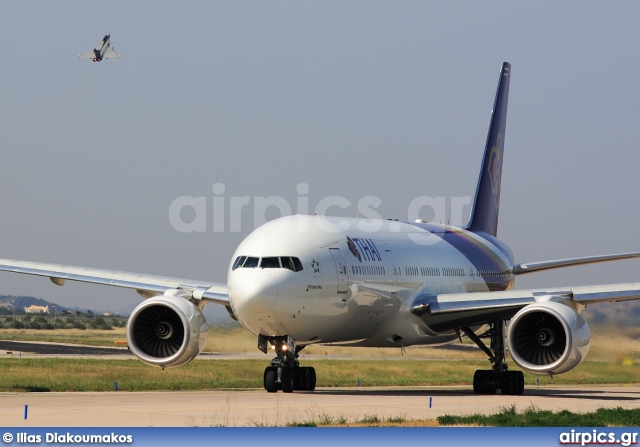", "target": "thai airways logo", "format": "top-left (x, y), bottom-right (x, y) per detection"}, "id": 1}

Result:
top-left (346, 237), bottom-right (362, 262)
top-left (346, 237), bottom-right (382, 262)
top-left (487, 133), bottom-right (503, 209)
